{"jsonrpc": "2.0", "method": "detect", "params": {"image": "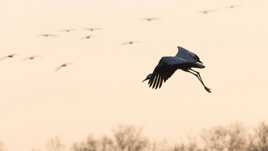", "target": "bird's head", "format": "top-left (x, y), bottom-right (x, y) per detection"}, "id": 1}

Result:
top-left (142, 73), bottom-right (152, 82)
